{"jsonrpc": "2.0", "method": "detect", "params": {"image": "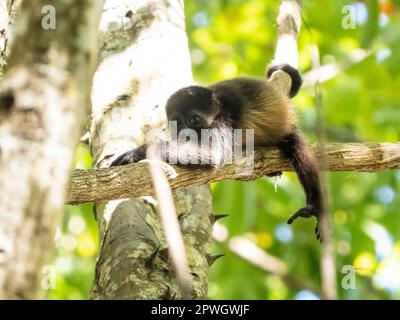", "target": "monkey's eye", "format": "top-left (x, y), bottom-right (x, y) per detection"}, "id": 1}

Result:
top-left (188, 115), bottom-right (202, 127)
